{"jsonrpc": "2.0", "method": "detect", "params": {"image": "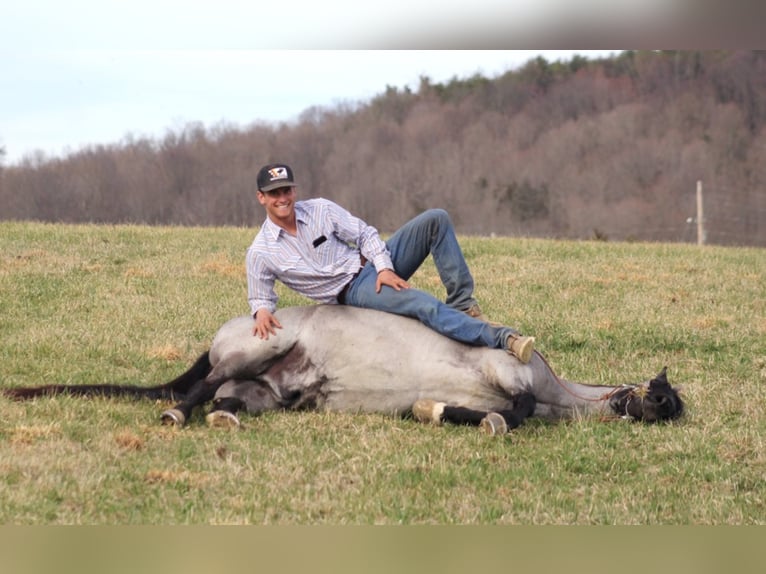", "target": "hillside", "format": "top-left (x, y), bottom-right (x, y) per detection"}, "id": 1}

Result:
top-left (1, 50), bottom-right (765, 246)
